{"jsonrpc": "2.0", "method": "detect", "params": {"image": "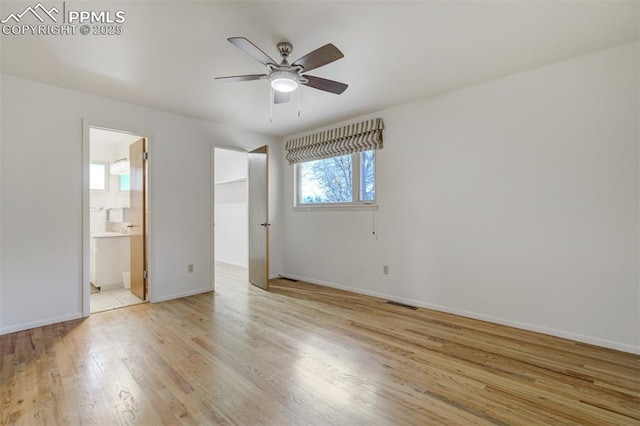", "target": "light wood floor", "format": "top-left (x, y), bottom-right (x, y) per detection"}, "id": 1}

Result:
top-left (1, 263), bottom-right (638, 425)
